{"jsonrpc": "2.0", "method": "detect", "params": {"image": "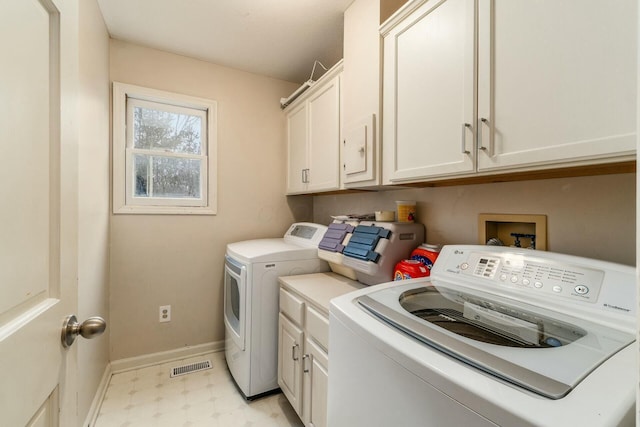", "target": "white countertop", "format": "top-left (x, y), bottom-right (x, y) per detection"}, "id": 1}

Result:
top-left (278, 272), bottom-right (365, 314)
